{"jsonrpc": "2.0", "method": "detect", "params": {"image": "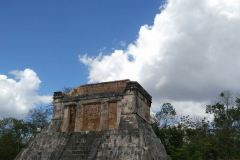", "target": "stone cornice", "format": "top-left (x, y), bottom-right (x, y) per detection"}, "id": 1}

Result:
top-left (53, 80), bottom-right (152, 104)
top-left (125, 81), bottom-right (152, 103)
